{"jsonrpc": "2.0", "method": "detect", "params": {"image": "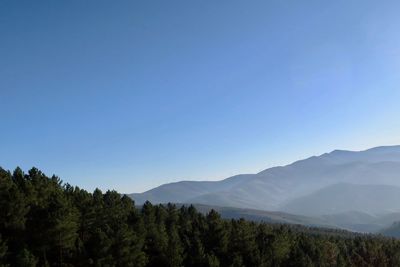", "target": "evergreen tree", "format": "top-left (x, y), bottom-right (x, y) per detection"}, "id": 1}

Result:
top-left (228, 219), bottom-right (260, 266)
top-left (204, 210), bottom-right (228, 264)
top-left (0, 168), bottom-right (27, 232)
top-left (0, 234), bottom-right (8, 267)
top-left (15, 249), bottom-right (38, 267)
top-left (2, 166), bottom-right (400, 266)
top-left (142, 202), bottom-right (169, 267)
top-left (165, 204), bottom-right (184, 267)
